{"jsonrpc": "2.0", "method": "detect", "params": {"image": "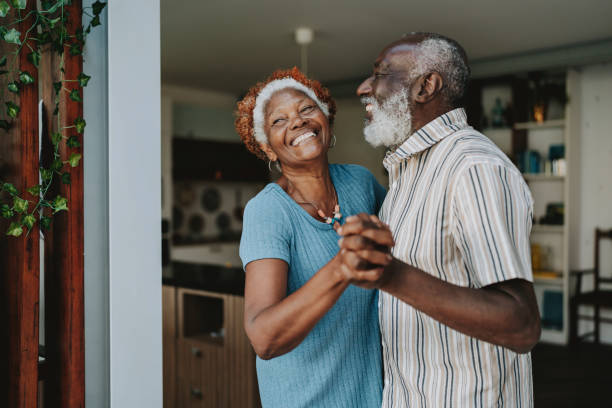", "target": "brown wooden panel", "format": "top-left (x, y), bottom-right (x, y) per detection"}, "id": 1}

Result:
top-left (43, 2), bottom-right (85, 407)
top-left (0, 3), bottom-right (41, 407)
top-left (163, 285), bottom-right (178, 408)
